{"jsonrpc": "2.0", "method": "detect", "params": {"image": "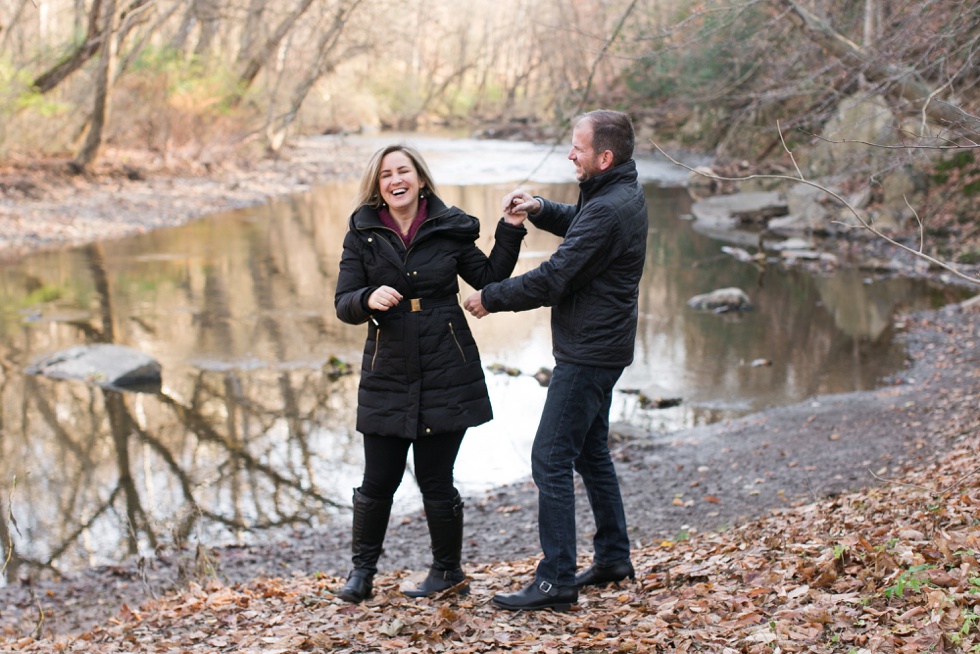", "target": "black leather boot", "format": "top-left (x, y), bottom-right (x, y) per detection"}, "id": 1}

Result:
top-left (404, 492), bottom-right (469, 598)
top-left (337, 488), bottom-right (392, 603)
